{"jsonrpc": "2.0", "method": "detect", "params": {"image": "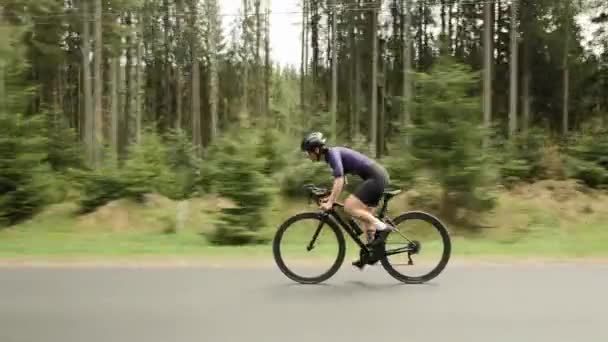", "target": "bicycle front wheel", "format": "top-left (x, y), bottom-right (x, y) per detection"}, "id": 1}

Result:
top-left (272, 212), bottom-right (345, 284)
top-left (380, 211), bottom-right (451, 284)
